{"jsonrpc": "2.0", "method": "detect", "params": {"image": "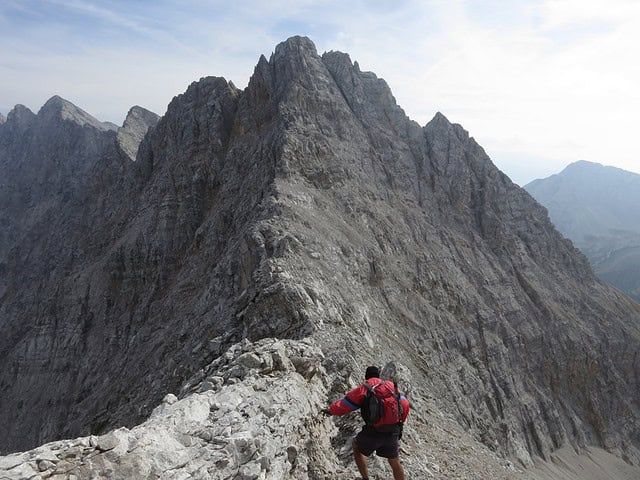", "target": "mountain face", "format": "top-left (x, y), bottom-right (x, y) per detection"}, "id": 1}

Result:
top-left (1, 37), bottom-right (640, 478)
top-left (116, 106), bottom-right (160, 161)
top-left (525, 161), bottom-right (640, 301)
top-left (0, 98), bottom-right (159, 449)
